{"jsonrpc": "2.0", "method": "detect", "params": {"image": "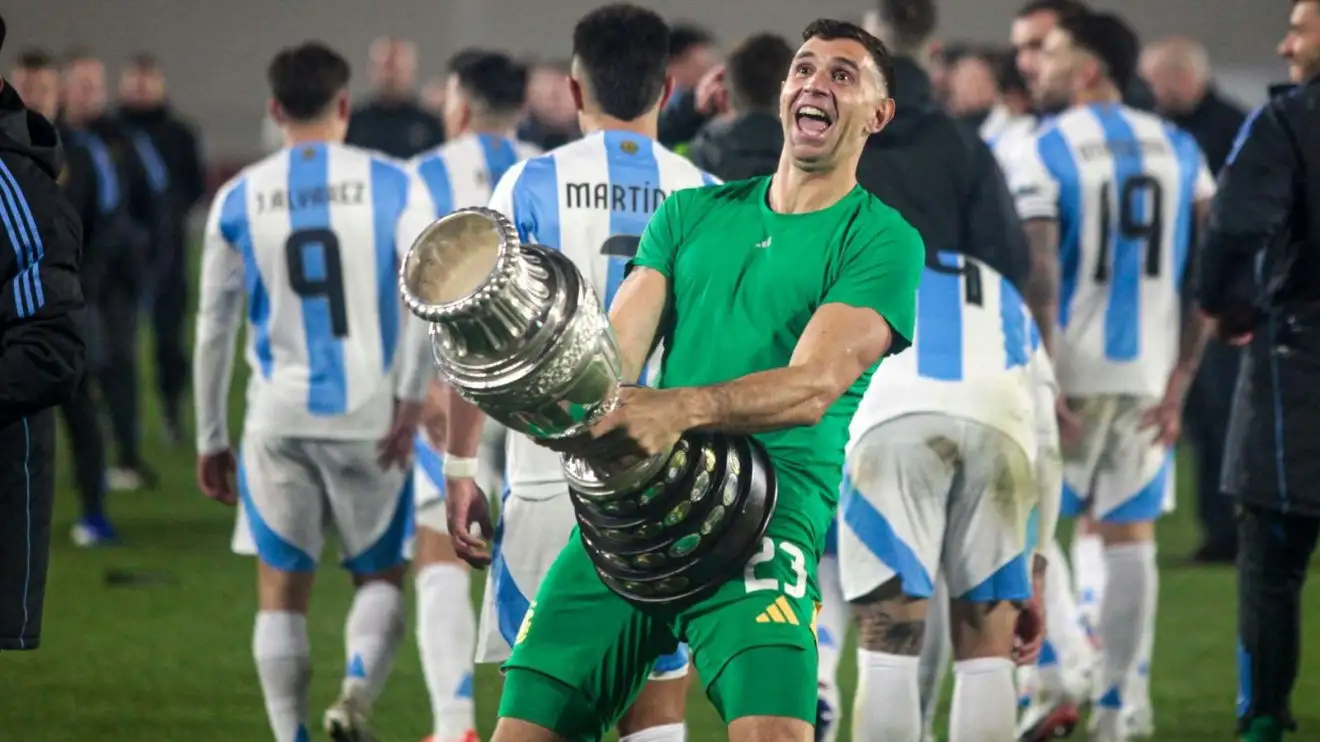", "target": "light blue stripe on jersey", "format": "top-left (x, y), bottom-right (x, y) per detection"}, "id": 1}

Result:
top-left (1165, 125), bottom-right (1200, 284)
top-left (416, 154), bottom-right (454, 217)
top-left (1000, 276), bottom-right (1029, 368)
top-left (1037, 129), bottom-right (1082, 328)
top-left (510, 156), bottom-right (561, 246)
top-left (477, 134), bottom-right (519, 190)
top-left (220, 179), bottom-right (273, 376)
top-left (701, 171), bottom-right (718, 186)
top-left (287, 144), bottom-right (347, 415)
top-left (370, 159), bottom-right (407, 370)
top-left (602, 131), bottom-right (661, 310)
top-left (1093, 105), bottom-right (1144, 362)
top-left (0, 156), bottom-right (38, 318)
top-left (74, 132), bottom-right (120, 213)
top-left (915, 252), bottom-right (964, 381)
